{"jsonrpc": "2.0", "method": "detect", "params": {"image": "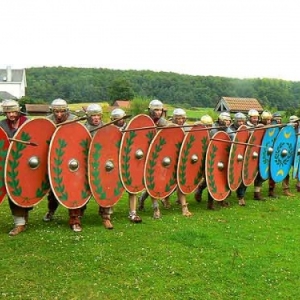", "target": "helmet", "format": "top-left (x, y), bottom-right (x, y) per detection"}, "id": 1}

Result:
top-left (172, 108), bottom-right (186, 117)
top-left (2, 99), bottom-right (20, 112)
top-left (248, 109), bottom-right (259, 117)
top-left (261, 111), bottom-right (272, 120)
top-left (111, 108), bottom-right (126, 120)
top-left (50, 98), bottom-right (68, 110)
top-left (199, 115), bottom-right (213, 125)
top-left (289, 115), bottom-right (299, 123)
top-left (234, 112), bottom-right (246, 121)
top-left (148, 99), bottom-right (163, 110)
top-left (218, 112), bottom-right (231, 121)
top-left (272, 112), bottom-right (282, 118)
top-left (86, 104), bottom-right (102, 116)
